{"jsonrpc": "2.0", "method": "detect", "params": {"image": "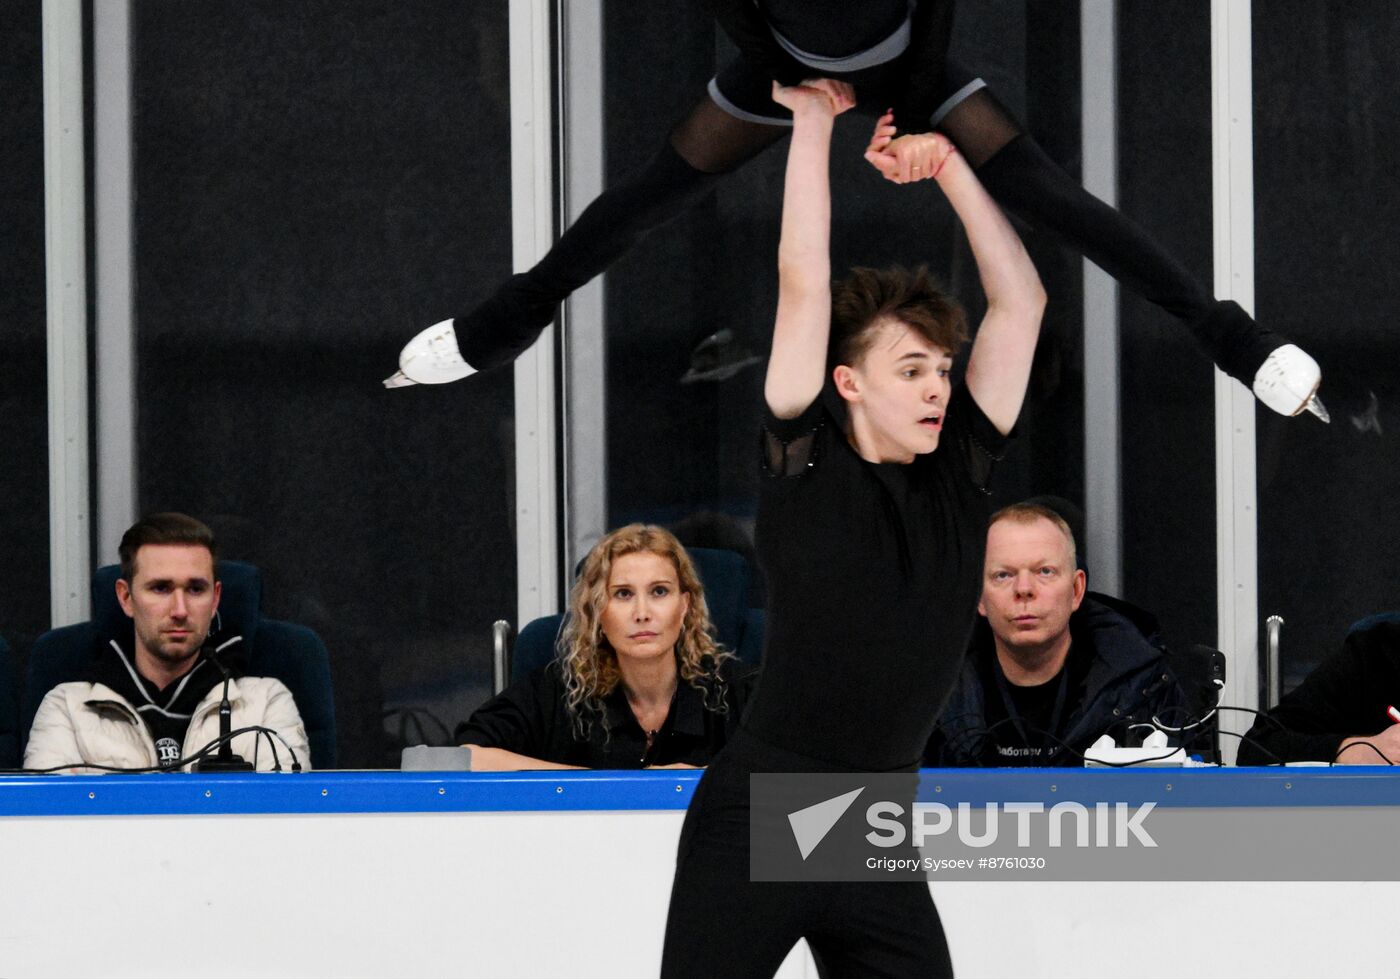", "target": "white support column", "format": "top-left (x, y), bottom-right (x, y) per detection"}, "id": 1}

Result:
top-left (42, 0), bottom-right (91, 626)
top-left (94, 0), bottom-right (138, 561)
top-left (1081, 0), bottom-right (1122, 595)
top-left (1210, 0), bottom-right (1260, 765)
top-left (559, 0), bottom-right (608, 575)
top-left (510, 0), bottom-right (560, 625)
